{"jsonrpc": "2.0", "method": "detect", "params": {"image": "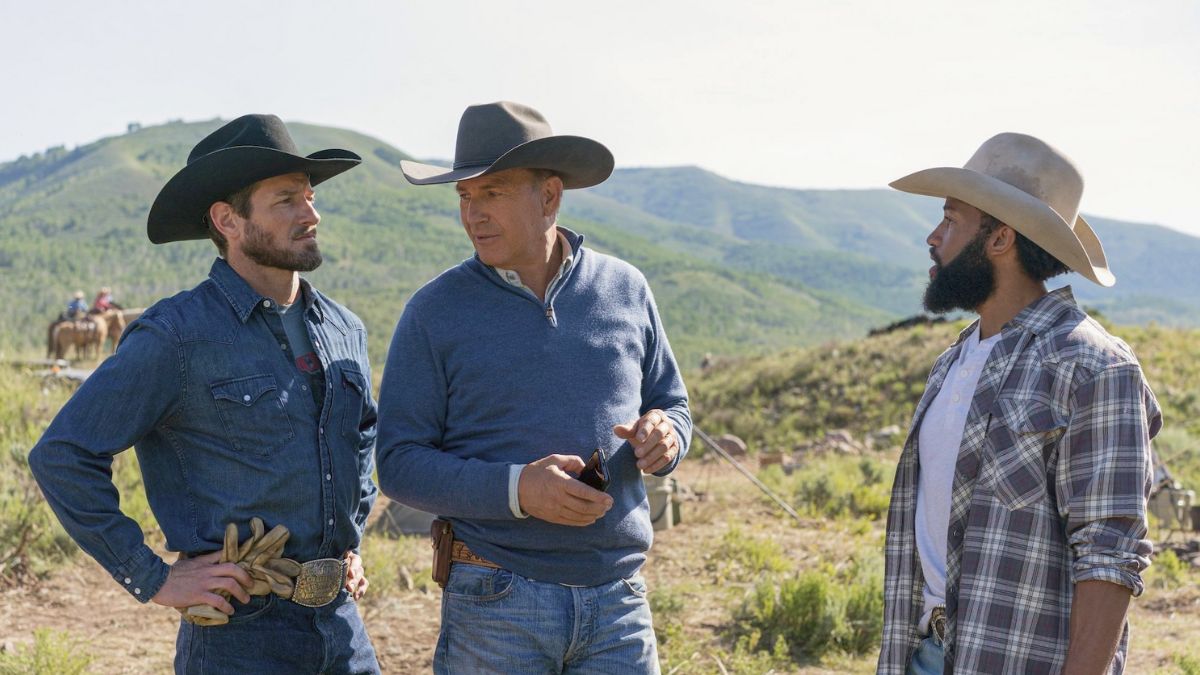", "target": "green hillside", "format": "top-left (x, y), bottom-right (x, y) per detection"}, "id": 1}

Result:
top-left (689, 320), bottom-right (1200, 489)
top-left (0, 121), bottom-right (887, 367)
top-left (3, 121), bottom-right (1196, 367)
top-left (583, 167), bottom-right (1200, 326)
